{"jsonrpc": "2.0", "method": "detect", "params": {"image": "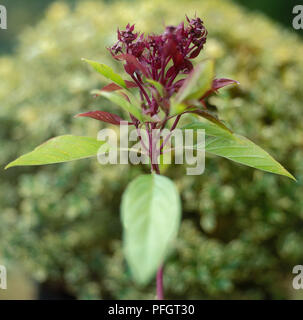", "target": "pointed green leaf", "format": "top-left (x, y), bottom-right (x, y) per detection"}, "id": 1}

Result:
top-left (121, 174), bottom-right (181, 284)
top-left (5, 135), bottom-right (108, 169)
top-left (205, 134), bottom-right (295, 180)
top-left (185, 121), bottom-right (295, 180)
top-left (82, 58), bottom-right (126, 89)
top-left (176, 60), bottom-right (214, 103)
top-left (93, 90), bottom-right (143, 121)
